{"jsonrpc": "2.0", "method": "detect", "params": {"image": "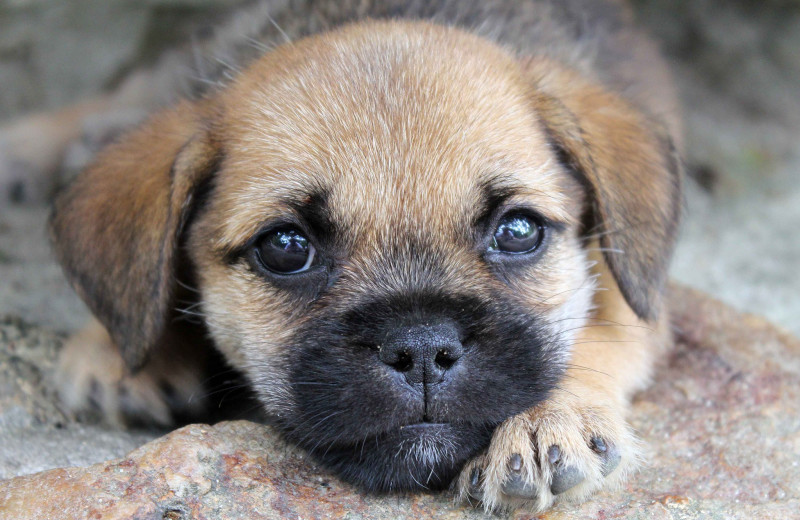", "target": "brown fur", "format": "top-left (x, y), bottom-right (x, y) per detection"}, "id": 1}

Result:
top-left (47, 9), bottom-right (681, 514)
